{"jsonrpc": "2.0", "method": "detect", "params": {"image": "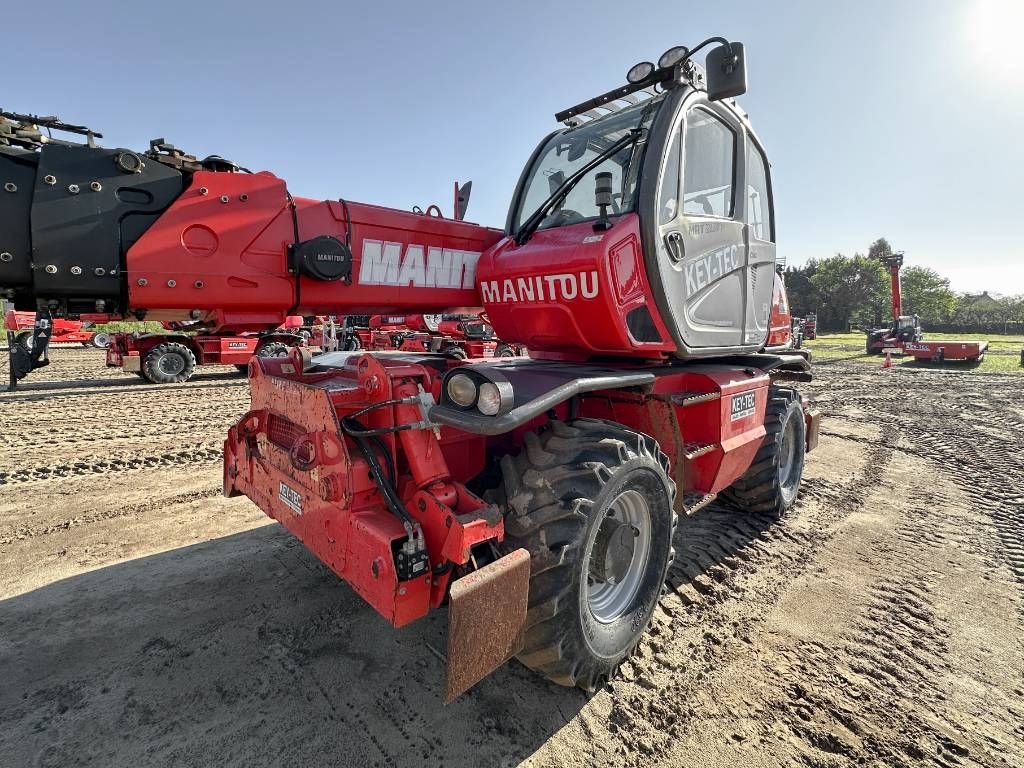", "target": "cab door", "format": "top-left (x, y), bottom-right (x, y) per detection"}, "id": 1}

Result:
top-left (742, 136), bottom-right (778, 347)
top-left (655, 101), bottom-right (748, 351)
